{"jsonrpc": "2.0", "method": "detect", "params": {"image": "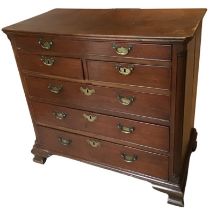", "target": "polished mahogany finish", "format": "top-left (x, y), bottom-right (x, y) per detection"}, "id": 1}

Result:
top-left (19, 53), bottom-right (83, 79)
top-left (3, 9), bottom-right (206, 39)
top-left (25, 75), bottom-right (170, 121)
top-left (87, 60), bottom-right (171, 89)
top-left (14, 35), bottom-right (172, 60)
top-left (37, 126), bottom-right (169, 180)
top-left (31, 101), bottom-right (169, 152)
top-left (3, 9), bottom-right (206, 207)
